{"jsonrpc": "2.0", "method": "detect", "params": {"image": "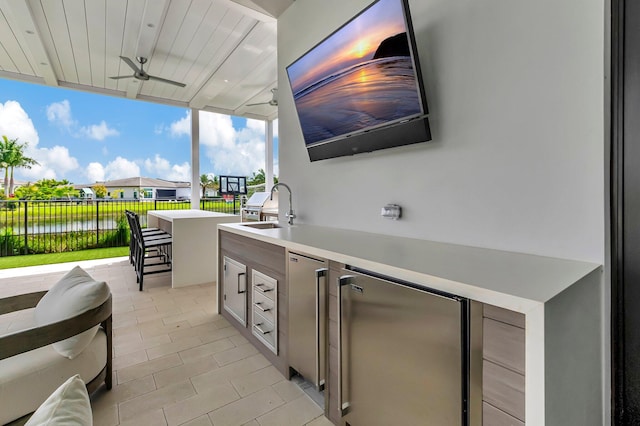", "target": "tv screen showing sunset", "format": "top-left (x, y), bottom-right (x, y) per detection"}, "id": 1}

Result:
top-left (286, 0), bottom-right (423, 146)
